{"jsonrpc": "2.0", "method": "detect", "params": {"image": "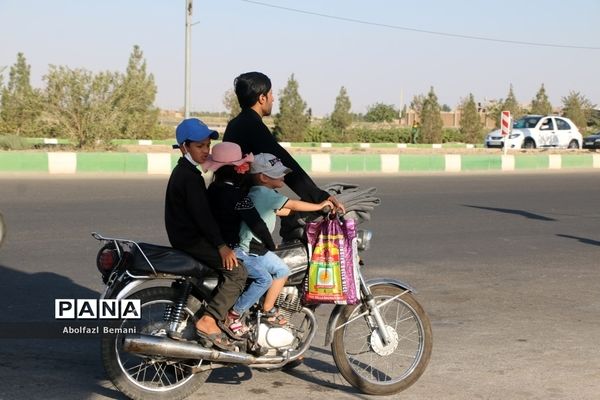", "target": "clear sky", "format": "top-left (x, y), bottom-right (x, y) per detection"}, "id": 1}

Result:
top-left (1, 0), bottom-right (599, 117)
